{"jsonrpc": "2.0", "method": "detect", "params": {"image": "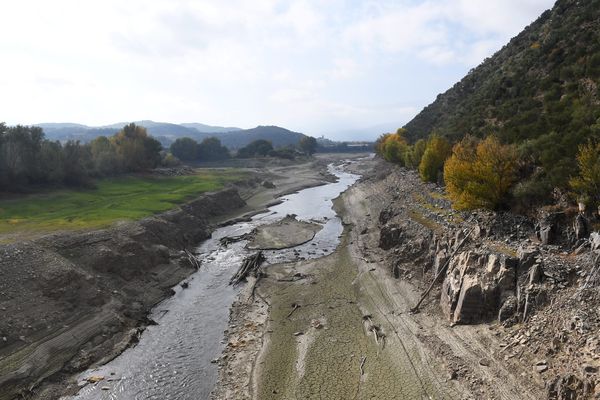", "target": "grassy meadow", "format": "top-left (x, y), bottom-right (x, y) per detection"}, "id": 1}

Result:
top-left (0, 169), bottom-right (247, 238)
